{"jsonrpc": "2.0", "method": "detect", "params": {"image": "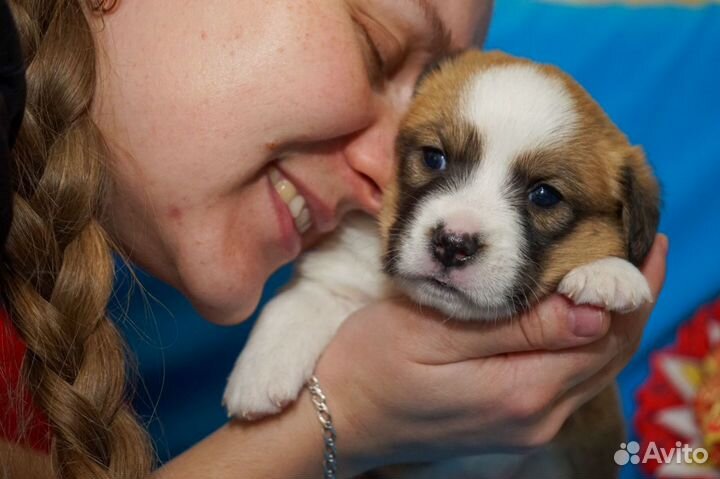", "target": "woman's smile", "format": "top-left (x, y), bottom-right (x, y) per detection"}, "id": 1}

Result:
top-left (268, 166), bottom-right (312, 256)
top-left (91, 0), bottom-right (482, 325)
